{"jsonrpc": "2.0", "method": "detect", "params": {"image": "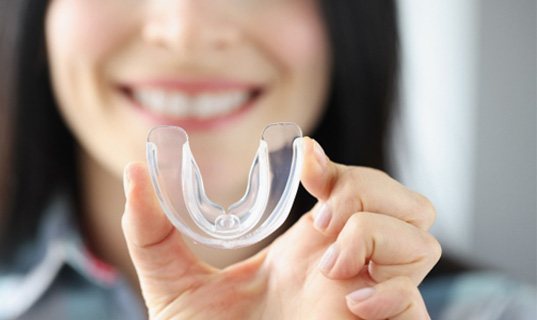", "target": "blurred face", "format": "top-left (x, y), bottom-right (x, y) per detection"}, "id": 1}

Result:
top-left (46, 0), bottom-right (330, 205)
